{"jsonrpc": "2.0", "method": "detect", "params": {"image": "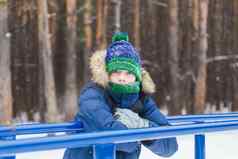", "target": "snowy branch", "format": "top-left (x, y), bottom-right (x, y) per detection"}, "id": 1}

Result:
top-left (207, 55), bottom-right (238, 63)
top-left (150, 0), bottom-right (168, 7)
